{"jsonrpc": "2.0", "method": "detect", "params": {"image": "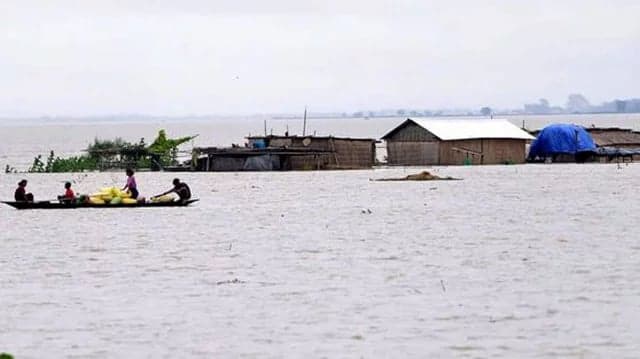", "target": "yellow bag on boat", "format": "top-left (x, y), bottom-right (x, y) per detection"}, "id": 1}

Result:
top-left (100, 194), bottom-right (113, 202)
top-left (122, 198), bottom-right (137, 204)
top-left (89, 196), bottom-right (105, 204)
top-left (151, 194), bottom-right (175, 203)
top-left (119, 190), bottom-right (131, 198)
